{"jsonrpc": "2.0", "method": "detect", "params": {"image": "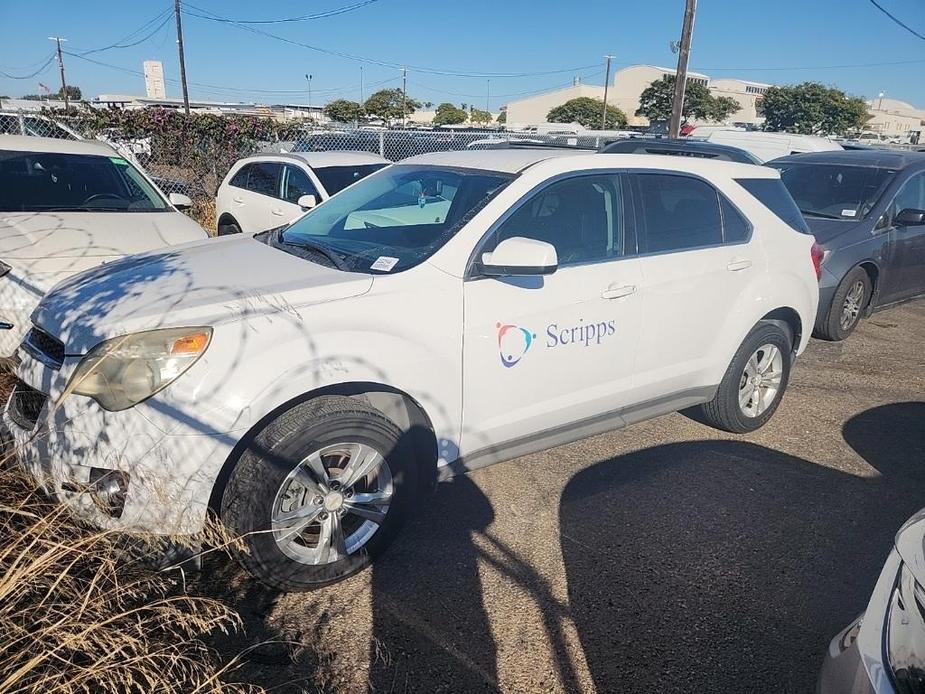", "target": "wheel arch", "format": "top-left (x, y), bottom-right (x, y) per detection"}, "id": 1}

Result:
top-left (855, 260), bottom-right (881, 312)
top-left (759, 307), bottom-right (802, 353)
top-left (207, 381), bottom-right (439, 513)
